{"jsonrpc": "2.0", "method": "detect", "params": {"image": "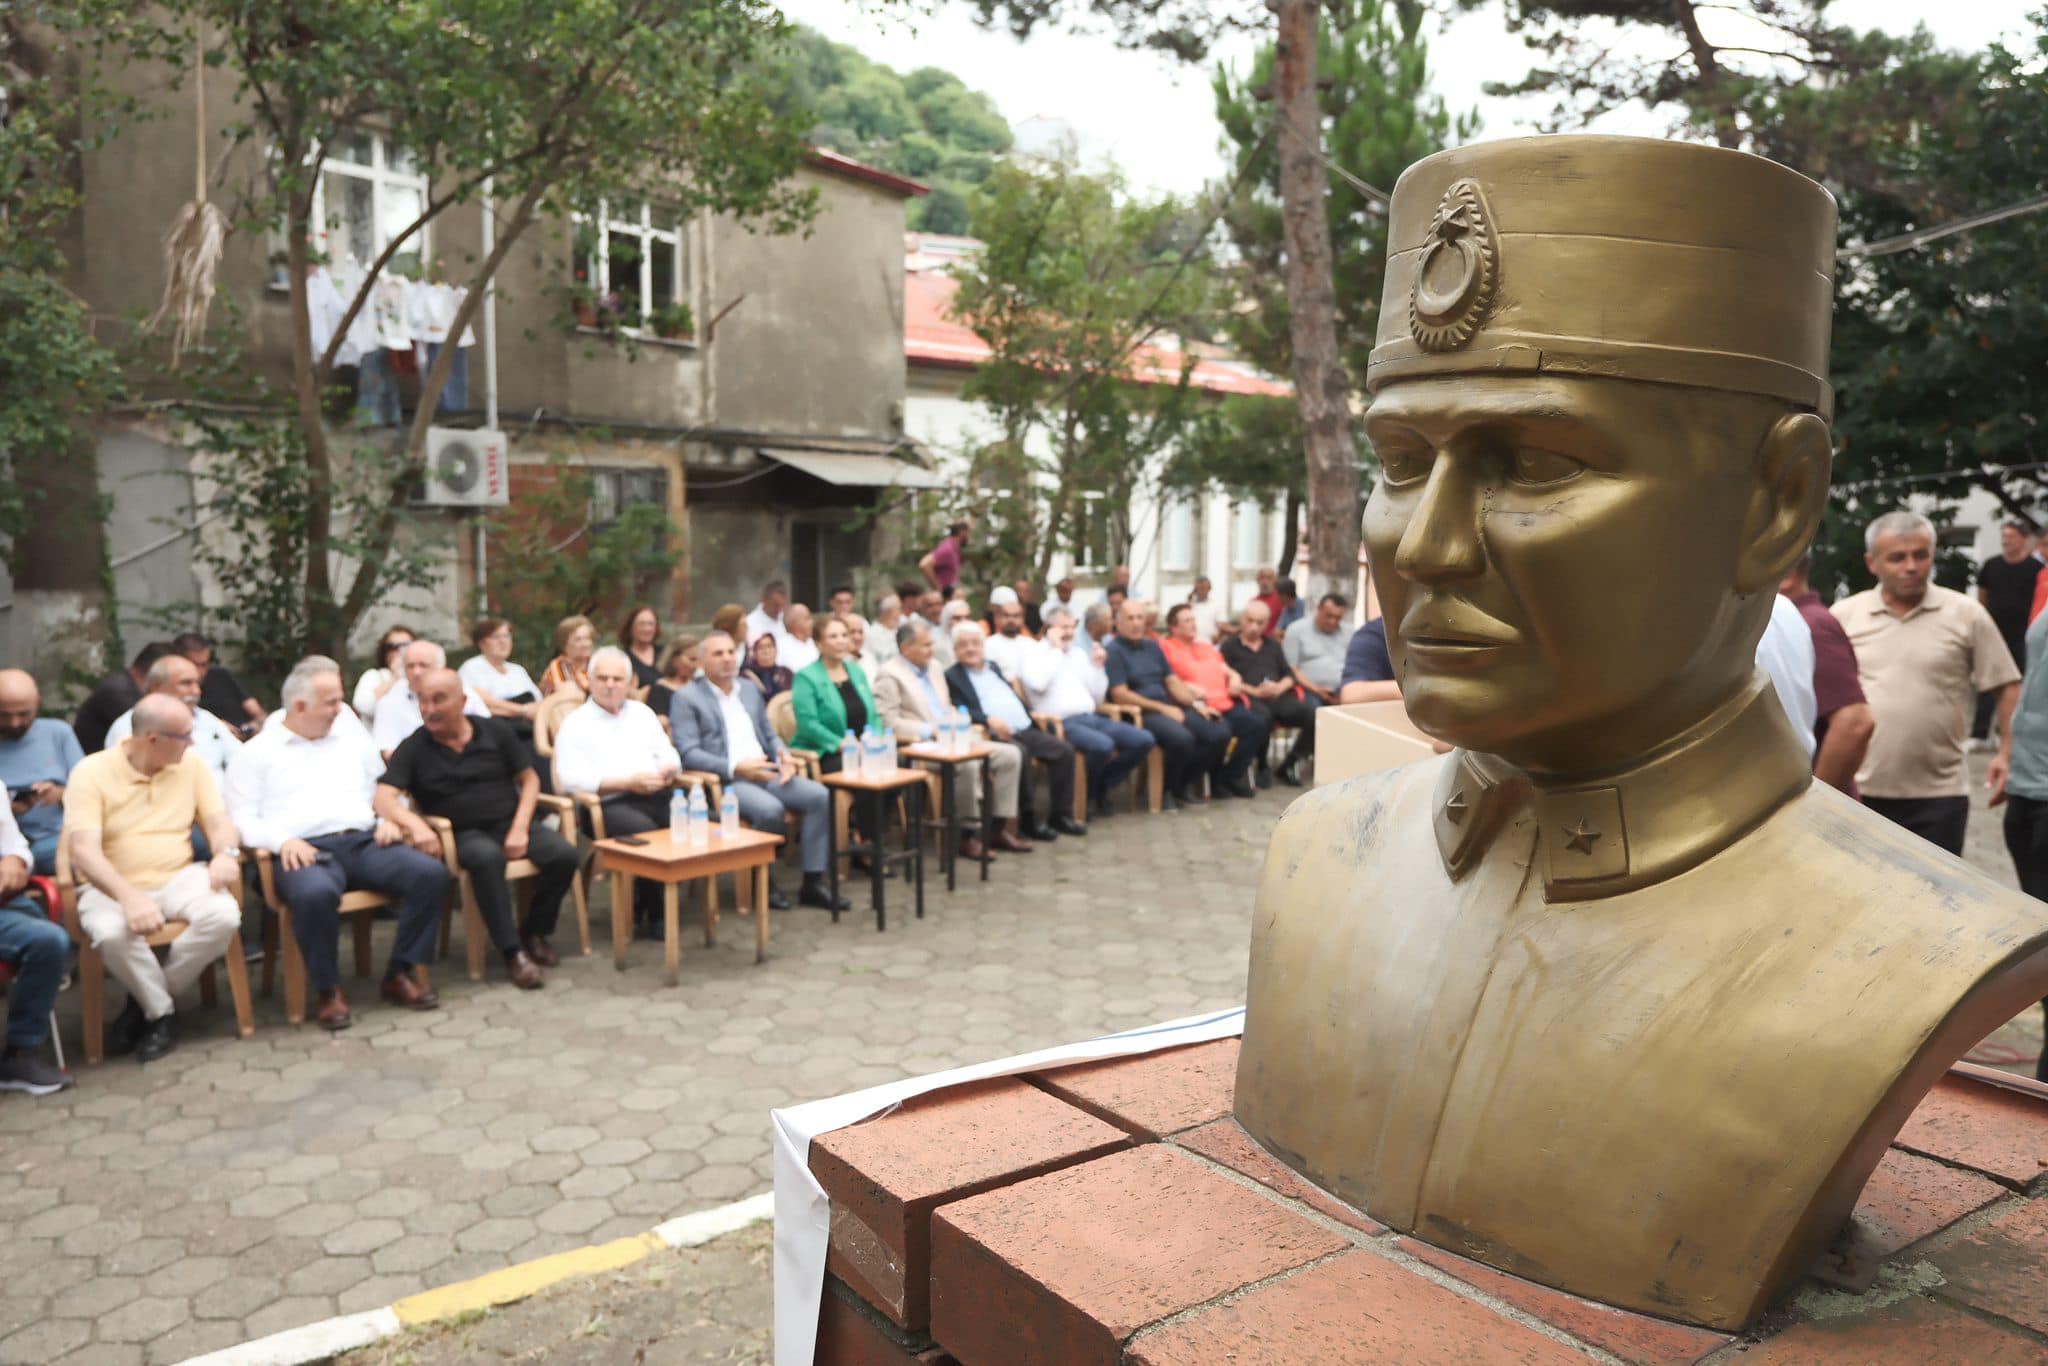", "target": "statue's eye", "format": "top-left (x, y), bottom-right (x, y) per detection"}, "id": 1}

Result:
top-left (1510, 447), bottom-right (1584, 486)
top-left (1376, 444), bottom-right (1434, 487)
